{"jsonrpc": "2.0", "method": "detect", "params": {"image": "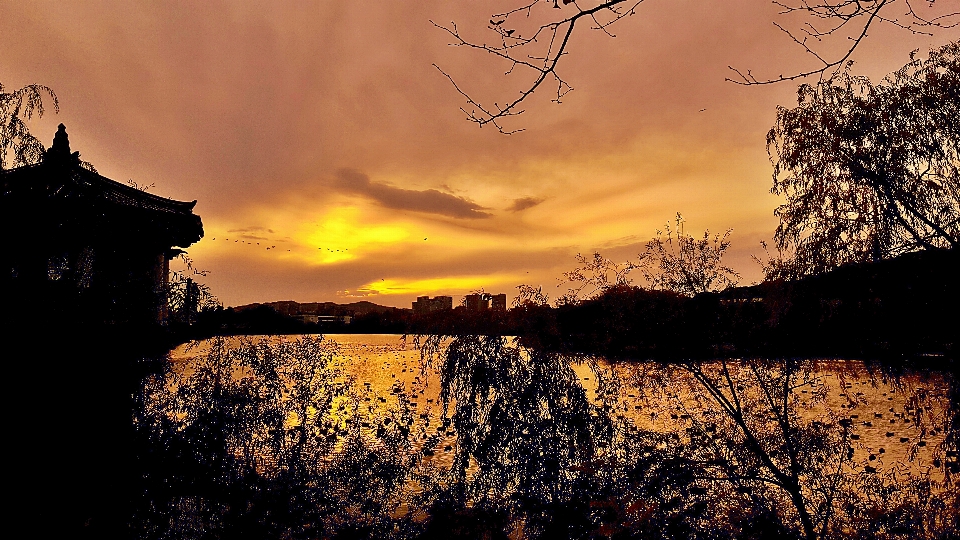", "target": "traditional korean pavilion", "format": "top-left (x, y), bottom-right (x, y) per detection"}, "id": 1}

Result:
top-left (1, 124), bottom-right (203, 328)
